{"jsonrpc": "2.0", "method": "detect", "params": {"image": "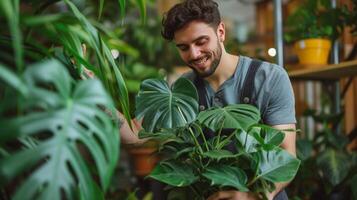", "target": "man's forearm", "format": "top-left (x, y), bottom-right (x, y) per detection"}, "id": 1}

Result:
top-left (267, 182), bottom-right (290, 200)
top-left (268, 124), bottom-right (296, 200)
